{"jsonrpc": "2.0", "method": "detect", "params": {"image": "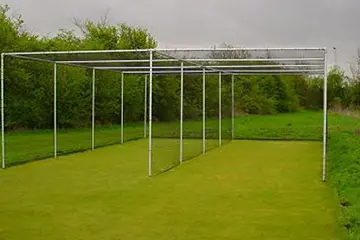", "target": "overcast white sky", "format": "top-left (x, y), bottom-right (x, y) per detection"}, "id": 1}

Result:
top-left (2, 0), bottom-right (360, 73)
